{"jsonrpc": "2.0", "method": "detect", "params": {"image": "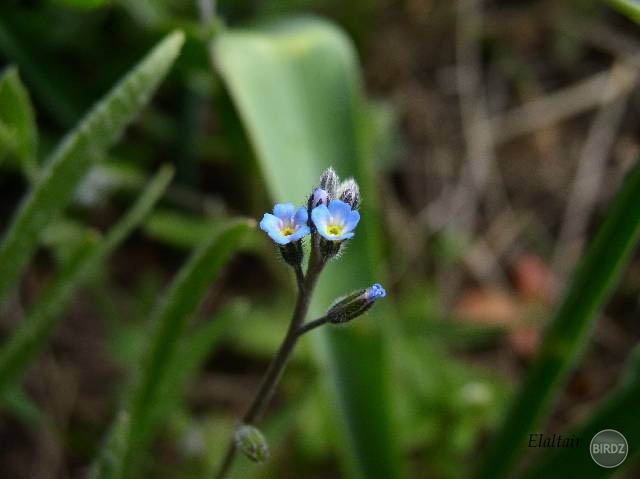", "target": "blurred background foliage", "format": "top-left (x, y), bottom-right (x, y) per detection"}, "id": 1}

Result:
top-left (1, 0), bottom-right (640, 478)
